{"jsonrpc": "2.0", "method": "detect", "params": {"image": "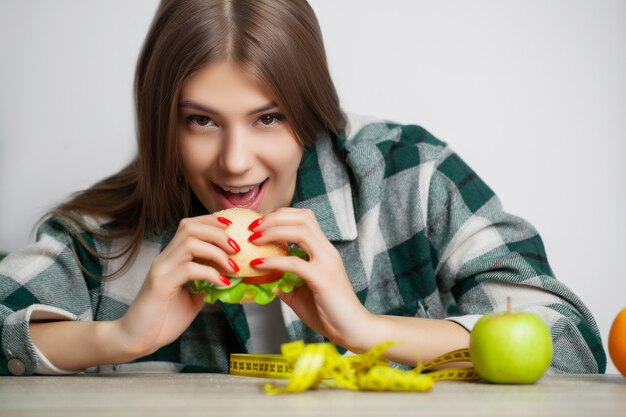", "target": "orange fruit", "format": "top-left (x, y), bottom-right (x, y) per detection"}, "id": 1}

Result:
top-left (609, 307), bottom-right (626, 377)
